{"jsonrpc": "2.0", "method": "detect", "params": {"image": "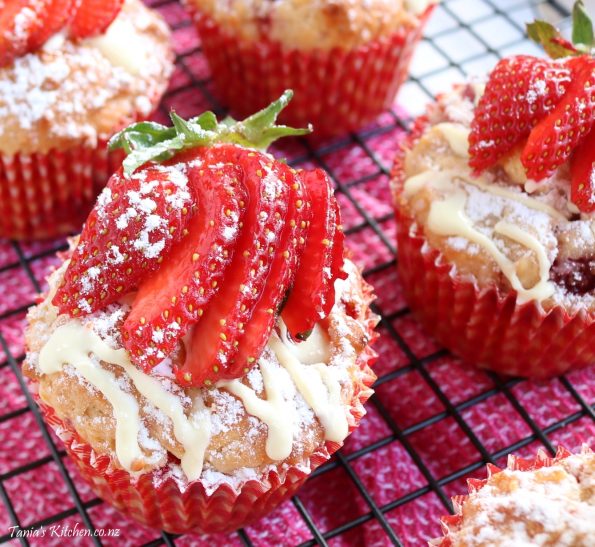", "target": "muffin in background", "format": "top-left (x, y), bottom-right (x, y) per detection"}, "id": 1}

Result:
top-left (0, 0), bottom-right (173, 240)
top-left (391, 7), bottom-right (595, 377)
top-left (182, 0), bottom-right (437, 137)
top-left (23, 95), bottom-right (379, 534)
top-left (432, 446), bottom-right (595, 546)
